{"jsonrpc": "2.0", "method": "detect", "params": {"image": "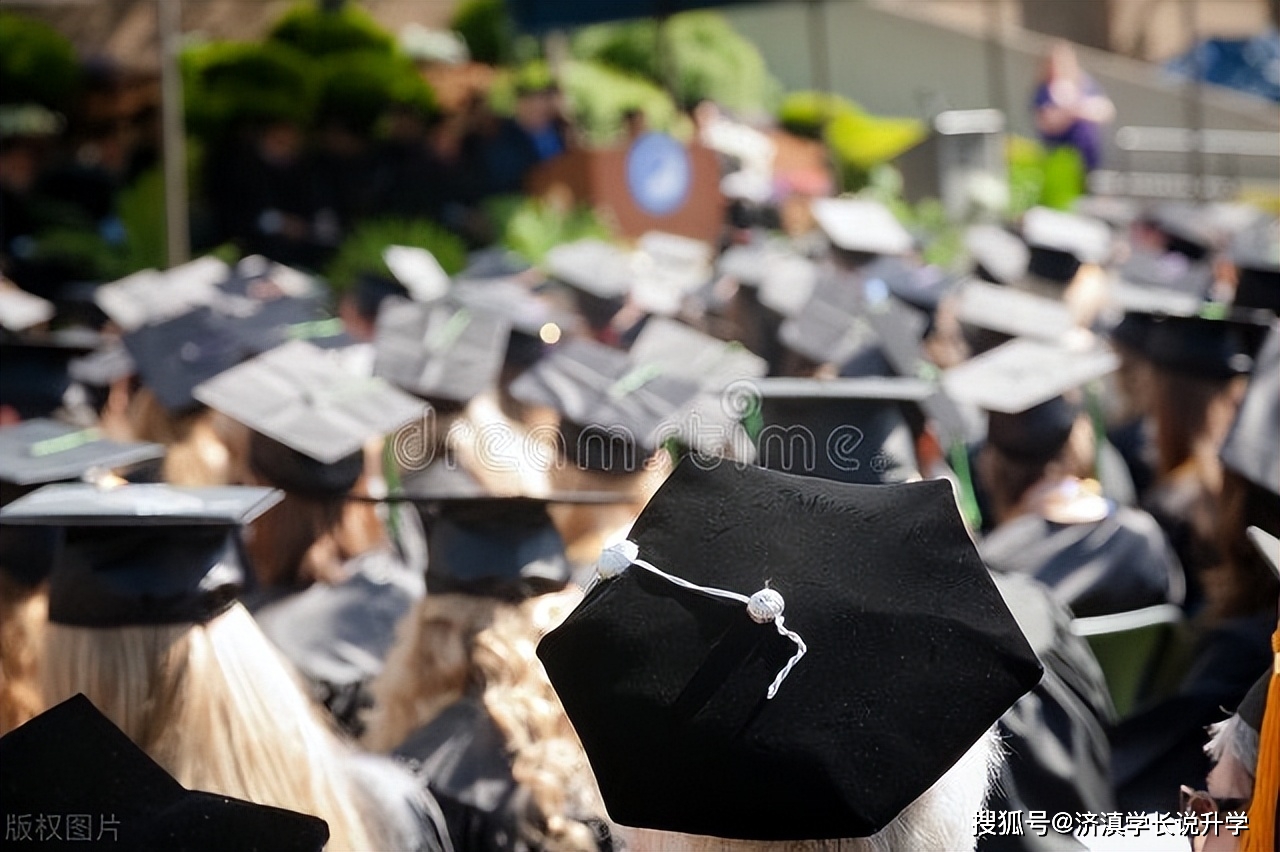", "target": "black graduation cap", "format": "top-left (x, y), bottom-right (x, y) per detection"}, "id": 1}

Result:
top-left (965, 224), bottom-right (1030, 286)
top-left (1114, 250), bottom-right (1215, 301)
top-left (630, 232), bottom-right (715, 318)
top-left (865, 256), bottom-right (961, 317)
top-left (399, 459), bottom-right (620, 599)
top-left (382, 245), bottom-right (452, 303)
top-left (67, 339), bottom-right (136, 388)
top-left (544, 239), bottom-right (635, 331)
top-left (0, 482), bottom-right (280, 627)
top-left (952, 277), bottom-right (1076, 343)
top-left (220, 255), bottom-right (325, 301)
top-left (1248, 526), bottom-right (1279, 578)
top-left (450, 278), bottom-right (574, 370)
top-left (537, 460), bottom-right (1042, 840)
top-left (0, 331), bottom-right (98, 420)
top-left (1221, 321), bottom-right (1279, 496)
top-left (508, 338), bottom-right (702, 473)
top-left (628, 317), bottom-right (767, 457)
top-left (456, 246), bottom-right (533, 281)
top-left (755, 250), bottom-right (820, 320)
top-left (810, 197), bottom-right (914, 258)
top-left (1021, 206), bottom-right (1112, 284)
top-left (943, 337), bottom-right (1117, 463)
top-left (373, 297), bottom-right (511, 404)
top-left (121, 306), bottom-right (253, 413)
top-left (1231, 218), bottom-right (1280, 315)
top-left (1, 693), bottom-right (329, 851)
top-left (219, 293), bottom-right (351, 356)
top-left (94, 257), bottom-right (232, 332)
top-left (1145, 202), bottom-right (1220, 261)
top-left (778, 268), bottom-right (888, 368)
top-left (752, 376), bottom-right (935, 485)
top-left (1136, 312), bottom-right (1260, 380)
top-left (0, 419), bottom-right (163, 487)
